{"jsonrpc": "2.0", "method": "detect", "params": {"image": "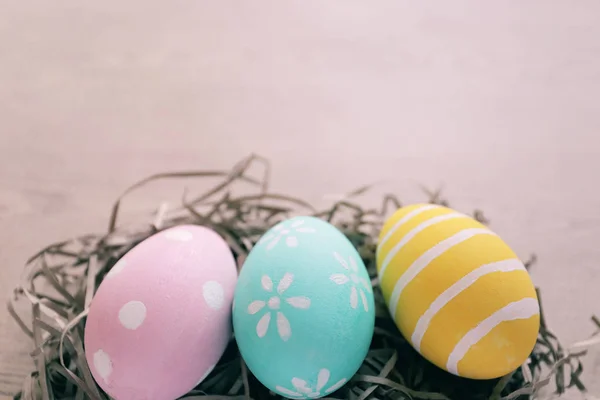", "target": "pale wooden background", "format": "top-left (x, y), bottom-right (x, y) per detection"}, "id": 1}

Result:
top-left (1, 1), bottom-right (599, 398)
